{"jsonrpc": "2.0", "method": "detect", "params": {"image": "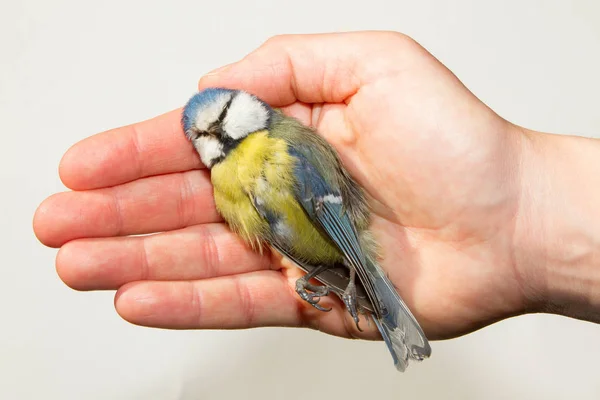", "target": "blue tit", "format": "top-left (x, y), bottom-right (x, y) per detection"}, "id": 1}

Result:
top-left (181, 87), bottom-right (431, 371)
